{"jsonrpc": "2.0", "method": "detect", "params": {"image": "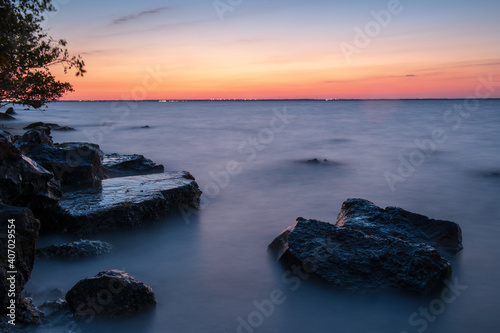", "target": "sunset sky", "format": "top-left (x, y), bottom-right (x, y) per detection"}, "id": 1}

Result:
top-left (46, 0), bottom-right (500, 100)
